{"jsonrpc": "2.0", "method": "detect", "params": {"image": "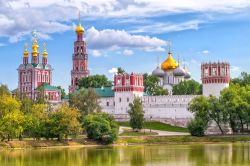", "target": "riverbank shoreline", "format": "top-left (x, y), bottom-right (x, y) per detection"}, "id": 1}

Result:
top-left (1, 135), bottom-right (250, 149)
